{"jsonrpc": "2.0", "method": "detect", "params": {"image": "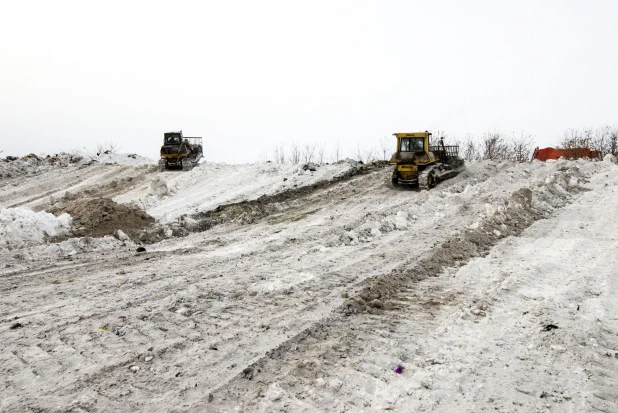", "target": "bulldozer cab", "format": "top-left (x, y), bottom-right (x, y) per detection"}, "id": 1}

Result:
top-left (394, 132), bottom-right (430, 154)
top-left (389, 132), bottom-right (433, 165)
top-left (164, 132), bottom-right (183, 146)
